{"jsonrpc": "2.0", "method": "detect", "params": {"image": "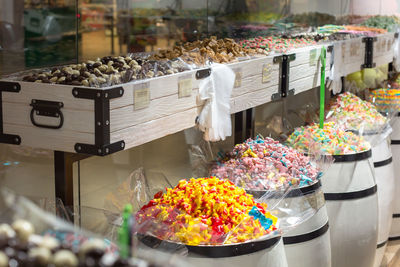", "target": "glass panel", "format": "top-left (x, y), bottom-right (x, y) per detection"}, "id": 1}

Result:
top-left (0, 0), bottom-right (78, 76)
top-left (77, 0), bottom-right (208, 61)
